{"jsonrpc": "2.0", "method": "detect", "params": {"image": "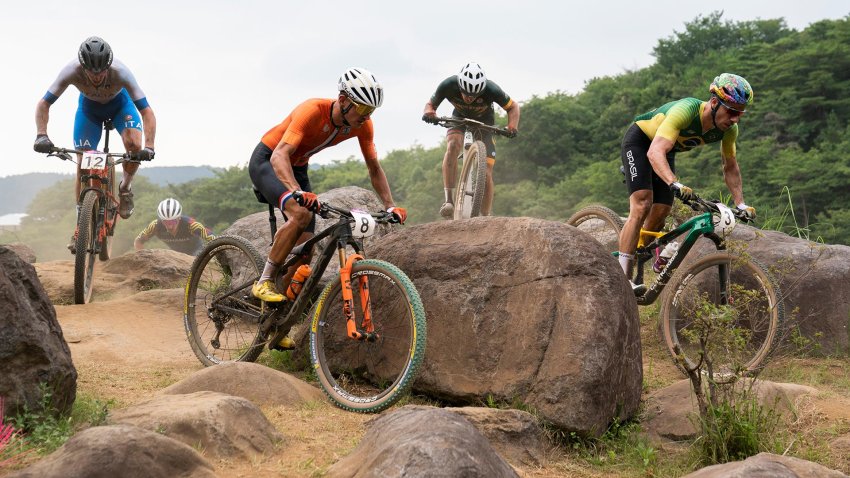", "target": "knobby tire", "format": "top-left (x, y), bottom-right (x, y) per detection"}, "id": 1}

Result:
top-left (454, 140), bottom-right (488, 219)
top-left (310, 259), bottom-right (427, 413)
top-left (73, 190), bottom-right (99, 304)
